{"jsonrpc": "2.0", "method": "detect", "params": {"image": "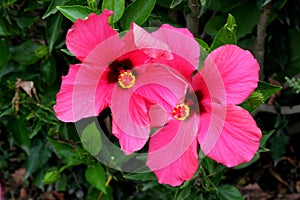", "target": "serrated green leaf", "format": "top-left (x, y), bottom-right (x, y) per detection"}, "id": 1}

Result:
top-left (123, 172), bottom-right (157, 181)
top-left (41, 55), bottom-right (57, 85)
top-left (209, 14), bottom-right (237, 52)
top-left (46, 13), bottom-right (63, 52)
top-left (102, 0), bottom-right (125, 23)
top-left (85, 164), bottom-right (106, 193)
top-left (81, 122), bottom-right (102, 156)
top-left (120, 0), bottom-right (156, 30)
top-left (0, 38), bottom-right (9, 71)
top-left (57, 5), bottom-right (99, 22)
top-left (217, 184), bottom-right (243, 200)
top-left (7, 117), bottom-right (30, 154)
top-left (240, 81), bottom-right (282, 113)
